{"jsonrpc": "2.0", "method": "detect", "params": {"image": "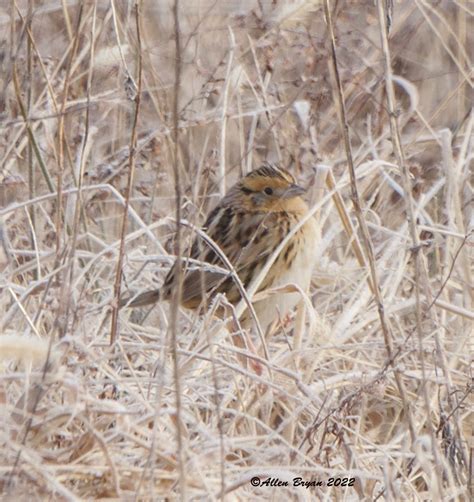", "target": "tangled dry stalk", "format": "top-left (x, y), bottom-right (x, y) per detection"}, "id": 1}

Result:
top-left (0, 1), bottom-right (472, 500)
